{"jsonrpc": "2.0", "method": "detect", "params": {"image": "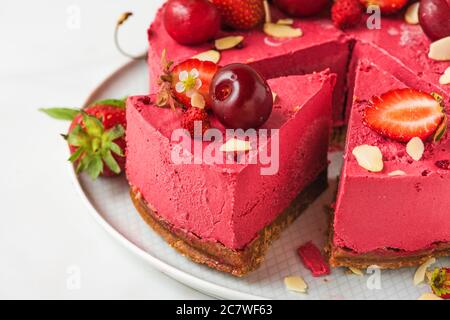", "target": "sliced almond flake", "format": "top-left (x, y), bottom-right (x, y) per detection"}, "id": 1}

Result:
top-left (272, 91), bottom-right (277, 103)
top-left (352, 145), bottom-right (384, 172)
top-left (406, 137), bottom-right (425, 161)
top-left (418, 292), bottom-right (443, 300)
top-left (276, 18), bottom-right (294, 25)
top-left (388, 170), bottom-right (406, 176)
top-left (192, 50), bottom-right (221, 63)
top-left (439, 67), bottom-right (450, 85)
top-left (414, 257), bottom-right (436, 286)
top-left (404, 2), bottom-right (420, 25)
top-left (220, 138), bottom-right (252, 152)
top-left (349, 267), bottom-right (364, 276)
top-left (284, 276), bottom-right (308, 293)
top-left (191, 92), bottom-right (205, 109)
top-left (429, 36), bottom-right (450, 61)
top-left (215, 36), bottom-right (244, 51)
top-left (264, 23), bottom-right (303, 39)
